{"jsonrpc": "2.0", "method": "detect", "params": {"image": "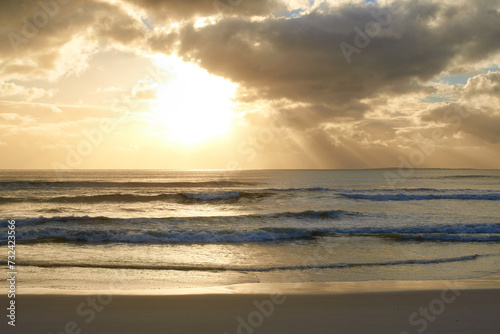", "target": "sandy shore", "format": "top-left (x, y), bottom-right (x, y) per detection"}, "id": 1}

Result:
top-left (2, 275), bottom-right (500, 334)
